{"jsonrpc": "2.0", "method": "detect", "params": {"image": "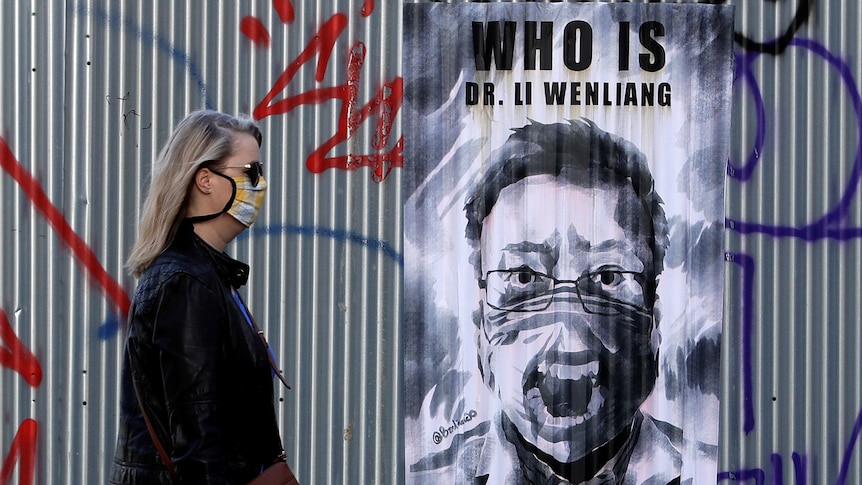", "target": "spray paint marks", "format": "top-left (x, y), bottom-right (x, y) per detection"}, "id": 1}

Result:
top-left (0, 310), bottom-right (42, 388)
top-left (728, 38), bottom-right (862, 240)
top-left (734, 0), bottom-right (813, 55)
top-left (0, 419), bottom-right (37, 485)
top-left (241, 1), bottom-right (403, 181)
top-left (0, 137), bottom-right (130, 317)
top-left (720, 0), bottom-right (862, 482)
top-left (0, 136), bottom-right (129, 480)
